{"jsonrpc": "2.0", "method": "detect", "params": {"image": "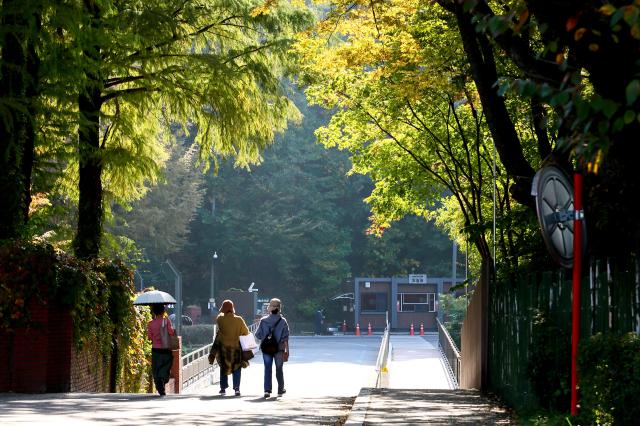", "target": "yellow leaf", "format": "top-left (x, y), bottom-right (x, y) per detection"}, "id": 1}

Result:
top-left (632, 25), bottom-right (640, 39)
top-left (588, 43), bottom-right (600, 51)
top-left (574, 28), bottom-right (587, 41)
top-left (599, 4), bottom-right (617, 16)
